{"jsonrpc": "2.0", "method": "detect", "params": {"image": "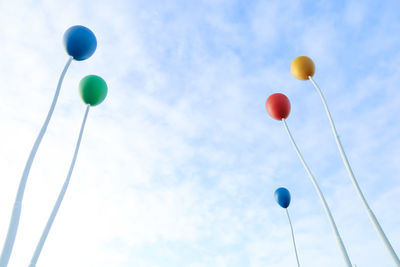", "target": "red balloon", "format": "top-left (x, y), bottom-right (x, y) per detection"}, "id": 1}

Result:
top-left (266, 93), bottom-right (291, 120)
